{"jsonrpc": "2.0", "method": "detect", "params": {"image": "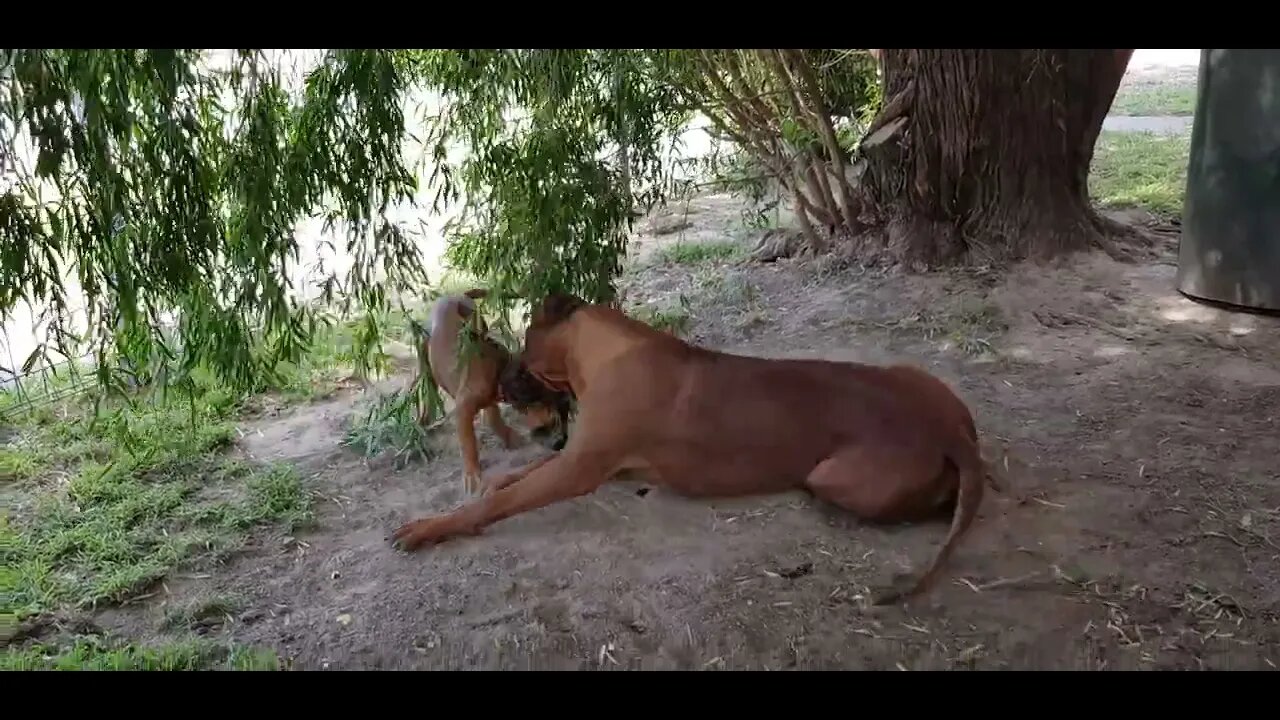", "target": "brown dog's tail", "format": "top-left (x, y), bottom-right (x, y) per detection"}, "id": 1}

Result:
top-left (874, 432), bottom-right (987, 605)
top-left (462, 288), bottom-right (489, 300)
